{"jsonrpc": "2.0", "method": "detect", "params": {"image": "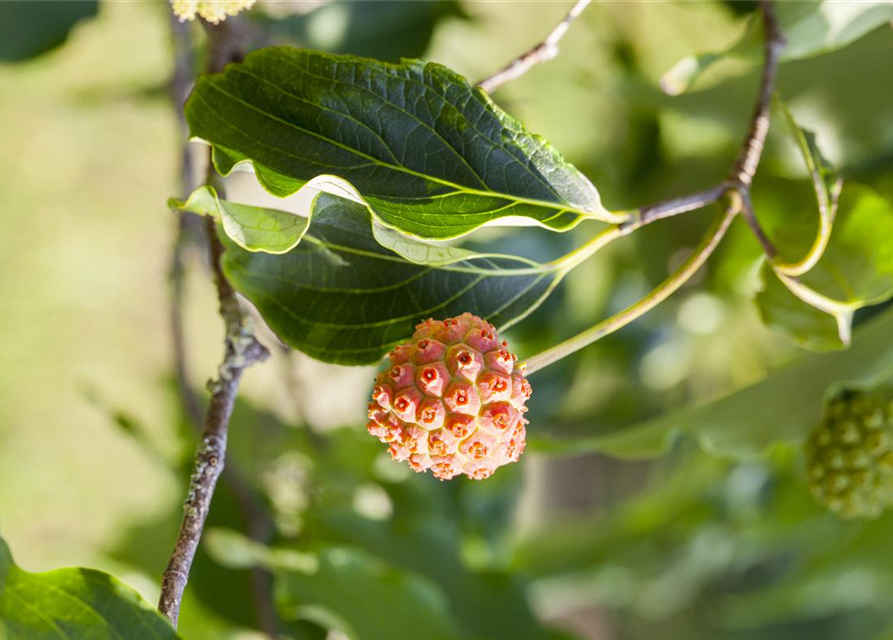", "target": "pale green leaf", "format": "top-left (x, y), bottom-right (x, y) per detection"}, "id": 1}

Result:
top-left (772, 99), bottom-right (842, 276)
top-left (0, 533), bottom-right (182, 639)
top-left (757, 186), bottom-right (893, 350)
top-left (171, 185), bottom-right (309, 254)
top-left (186, 47), bottom-right (621, 243)
top-left (661, 1), bottom-right (893, 95)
